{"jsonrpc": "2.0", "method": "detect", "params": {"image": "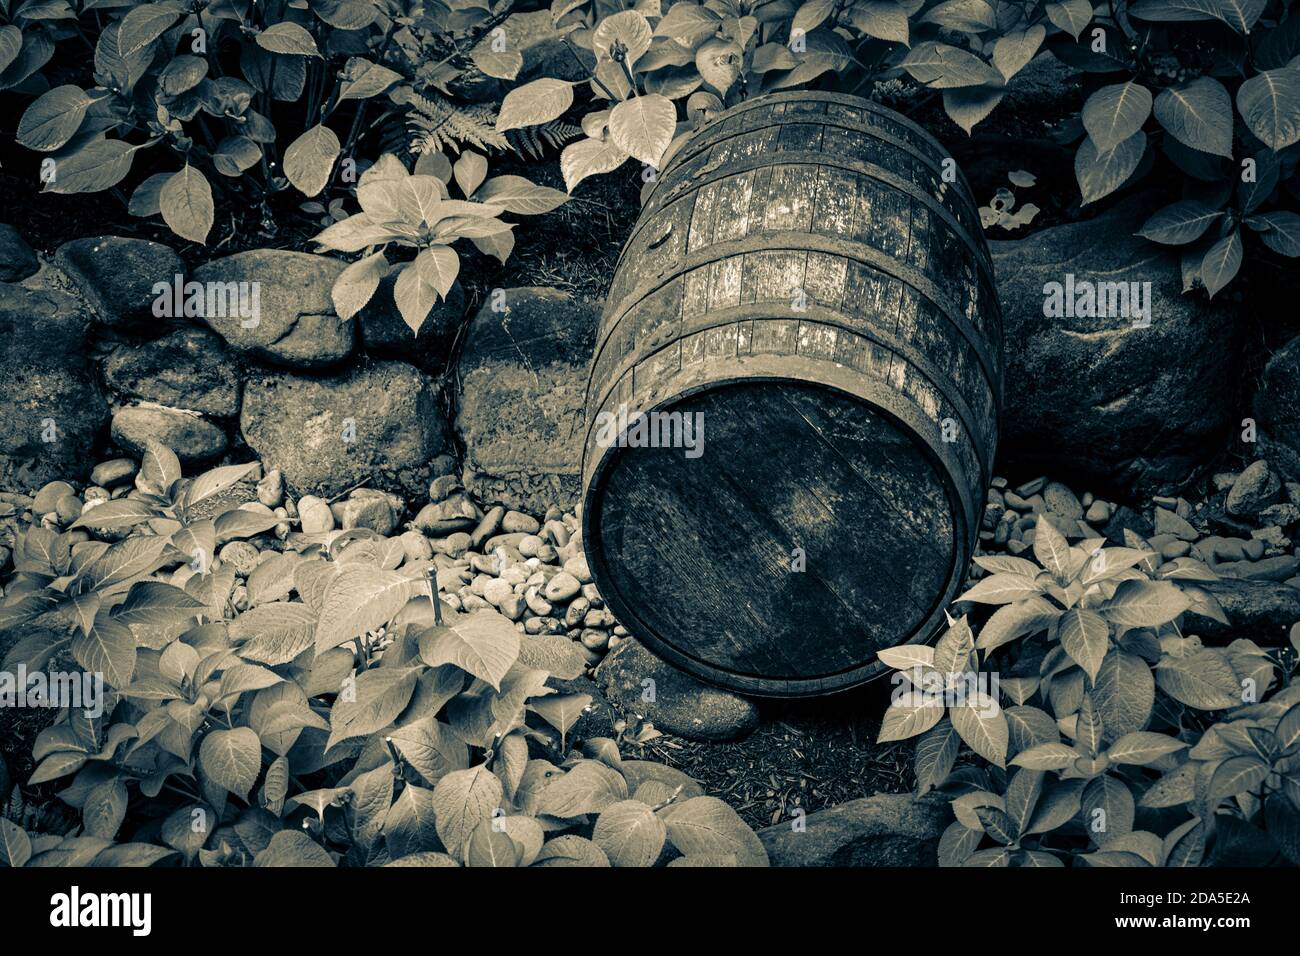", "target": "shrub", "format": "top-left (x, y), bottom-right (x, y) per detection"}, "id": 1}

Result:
top-left (312, 151), bottom-right (567, 333)
top-left (875, 515), bottom-right (1300, 866)
top-left (0, 442), bottom-right (764, 867)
